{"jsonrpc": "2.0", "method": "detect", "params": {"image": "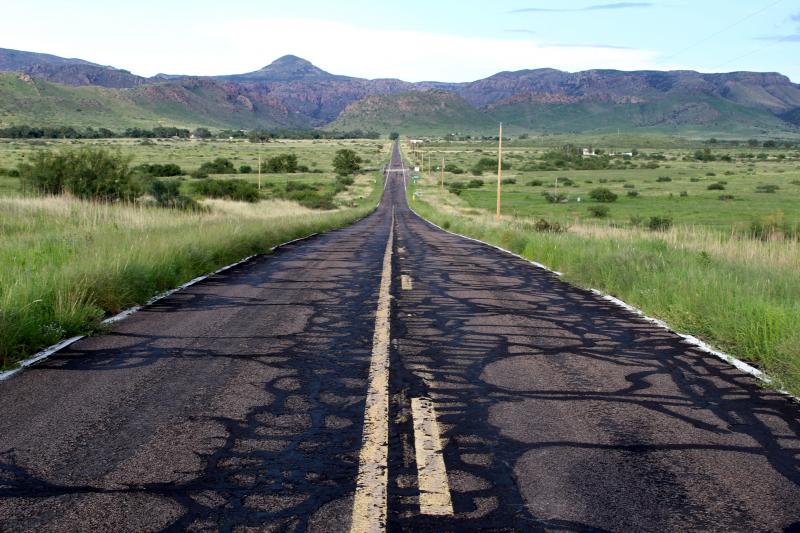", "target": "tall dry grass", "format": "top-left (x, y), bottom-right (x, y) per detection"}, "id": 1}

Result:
top-left (0, 181), bottom-right (382, 368)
